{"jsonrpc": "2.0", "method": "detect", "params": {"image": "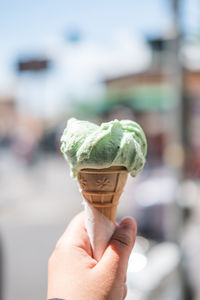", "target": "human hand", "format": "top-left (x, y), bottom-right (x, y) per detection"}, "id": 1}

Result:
top-left (48, 211), bottom-right (137, 300)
